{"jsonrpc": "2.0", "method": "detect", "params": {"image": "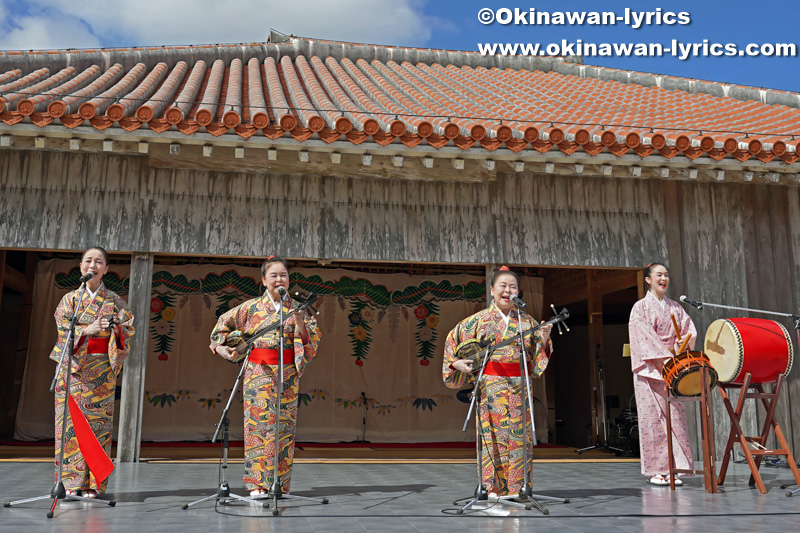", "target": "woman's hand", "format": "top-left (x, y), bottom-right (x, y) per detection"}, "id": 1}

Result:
top-left (215, 345), bottom-right (237, 361)
top-left (293, 311), bottom-right (309, 344)
top-left (83, 316), bottom-right (110, 337)
top-left (539, 323), bottom-right (553, 345)
top-left (451, 359), bottom-right (474, 374)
